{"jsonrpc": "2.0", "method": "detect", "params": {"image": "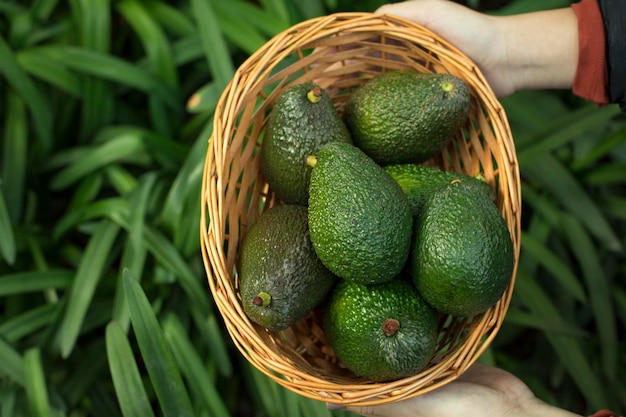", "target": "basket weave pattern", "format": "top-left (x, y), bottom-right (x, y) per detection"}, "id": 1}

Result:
top-left (201, 12), bottom-right (521, 406)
